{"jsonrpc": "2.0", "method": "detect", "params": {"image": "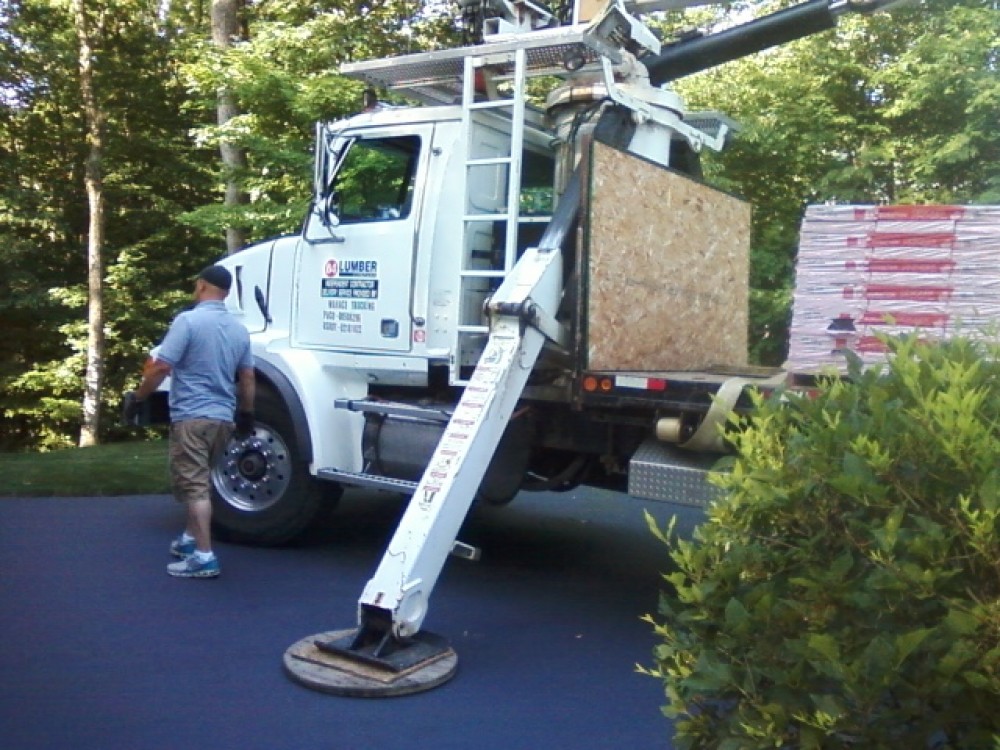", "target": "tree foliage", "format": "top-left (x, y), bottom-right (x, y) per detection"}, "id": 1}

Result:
top-left (0, 0), bottom-right (219, 449)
